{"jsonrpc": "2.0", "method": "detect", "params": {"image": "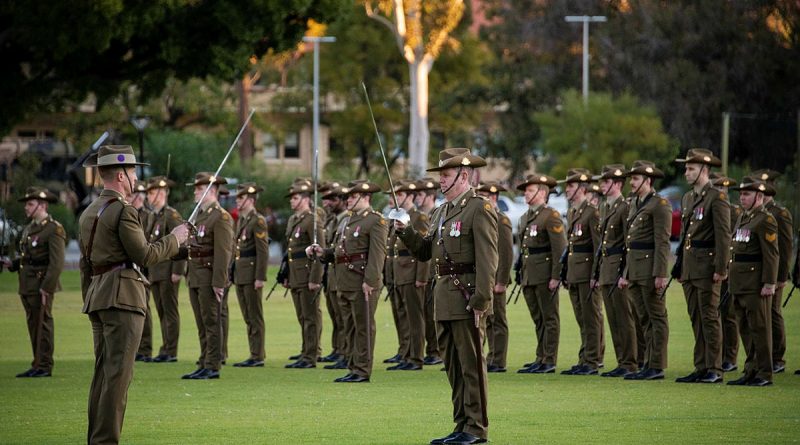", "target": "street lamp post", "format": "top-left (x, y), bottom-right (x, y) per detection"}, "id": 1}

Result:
top-left (302, 35), bottom-right (335, 244)
top-left (565, 15), bottom-right (607, 106)
top-left (130, 116), bottom-right (151, 177)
